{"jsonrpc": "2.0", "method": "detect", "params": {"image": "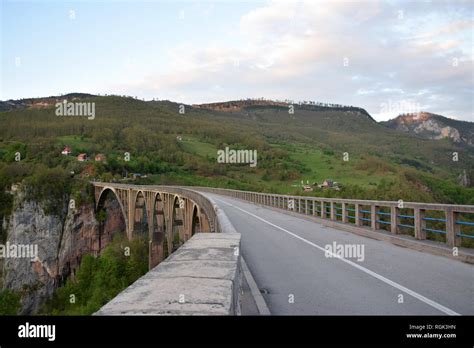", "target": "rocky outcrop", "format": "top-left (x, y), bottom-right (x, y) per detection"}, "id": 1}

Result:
top-left (2, 195), bottom-right (65, 314)
top-left (458, 169), bottom-right (471, 188)
top-left (1, 187), bottom-right (126, 314)
top-left (57, 199), bottom-right (125, 283)
top-left (382, 112), bottom-right (473, 148)
top-left (413, 118), bottom-right (461, 142)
